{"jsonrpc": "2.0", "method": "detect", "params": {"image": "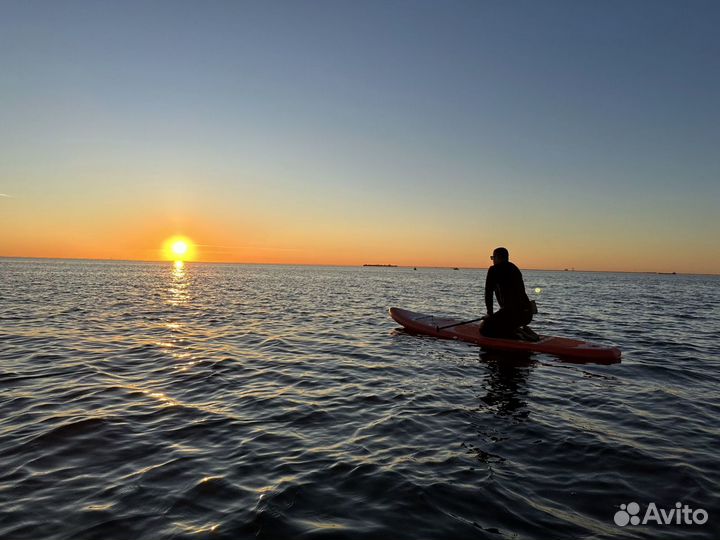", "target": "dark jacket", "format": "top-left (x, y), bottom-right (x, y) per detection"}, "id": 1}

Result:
top-left (485, 261), bottom-right (531, 314)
